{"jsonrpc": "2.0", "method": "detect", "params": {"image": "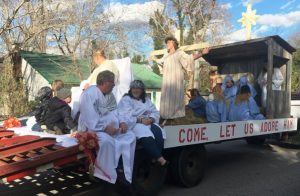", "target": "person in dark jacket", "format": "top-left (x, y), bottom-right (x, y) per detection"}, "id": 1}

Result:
top-left (43, 88), bottom-right (76, 134)
top-left (32, 86), bottom-right (53, 131)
